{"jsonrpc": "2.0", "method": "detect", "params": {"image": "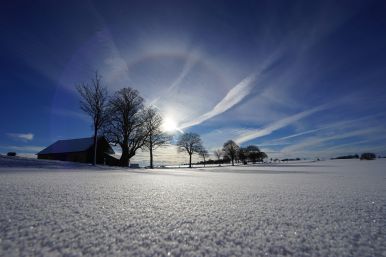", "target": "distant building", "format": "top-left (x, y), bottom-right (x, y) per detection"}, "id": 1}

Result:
top-left (37, 137), bottom-right (120, 166)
